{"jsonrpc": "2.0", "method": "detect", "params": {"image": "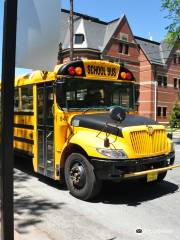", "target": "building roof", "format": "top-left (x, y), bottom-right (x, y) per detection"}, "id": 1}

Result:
top-left (60, 9), bottom-right (176, 66)
top-left (60, 9), bottom-right (123, 51)
top-left (83, 18), bottom-right (107, 50)
top-left (160, 40), bottom-right (174, 63)
top-left (103, 17), bottom-right (123, 50)
top-left (135, 36), bottom-right (175, 65)
top-left (61, 9), bottom-right (108, 25)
